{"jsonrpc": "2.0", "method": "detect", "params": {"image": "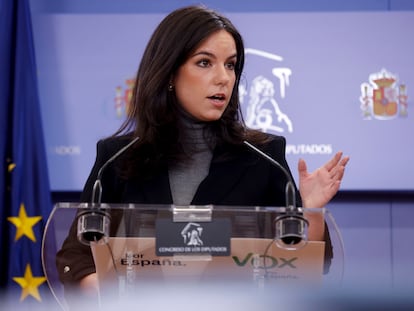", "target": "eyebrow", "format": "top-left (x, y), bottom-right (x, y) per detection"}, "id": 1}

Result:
top-left (192, 50), bottom-right (237, 61)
